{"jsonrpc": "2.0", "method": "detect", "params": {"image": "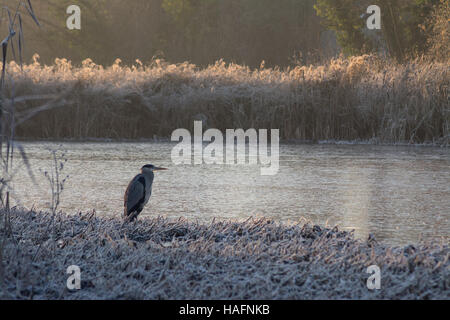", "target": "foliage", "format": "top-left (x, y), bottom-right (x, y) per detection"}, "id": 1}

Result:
top-left (314, 0), bottom-right (369, 56)
top-left (422, 0), bottom-right (449, 61)
top-left (314, 0), bottom-right (442, 61)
